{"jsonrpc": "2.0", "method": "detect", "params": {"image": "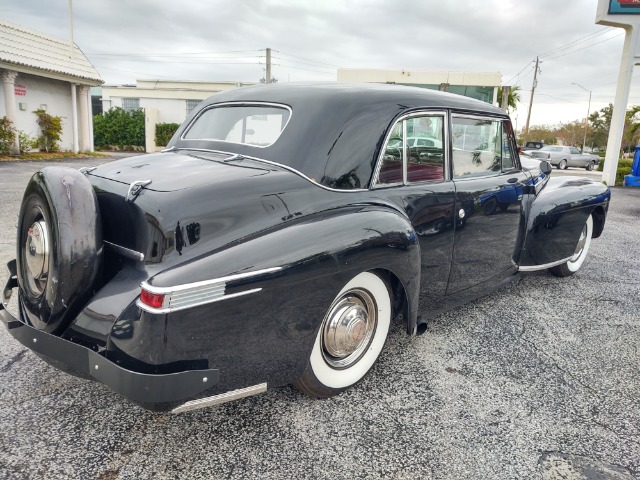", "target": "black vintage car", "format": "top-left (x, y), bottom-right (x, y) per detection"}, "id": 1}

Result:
top-left (0, 83), bottom-right (610, 413)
